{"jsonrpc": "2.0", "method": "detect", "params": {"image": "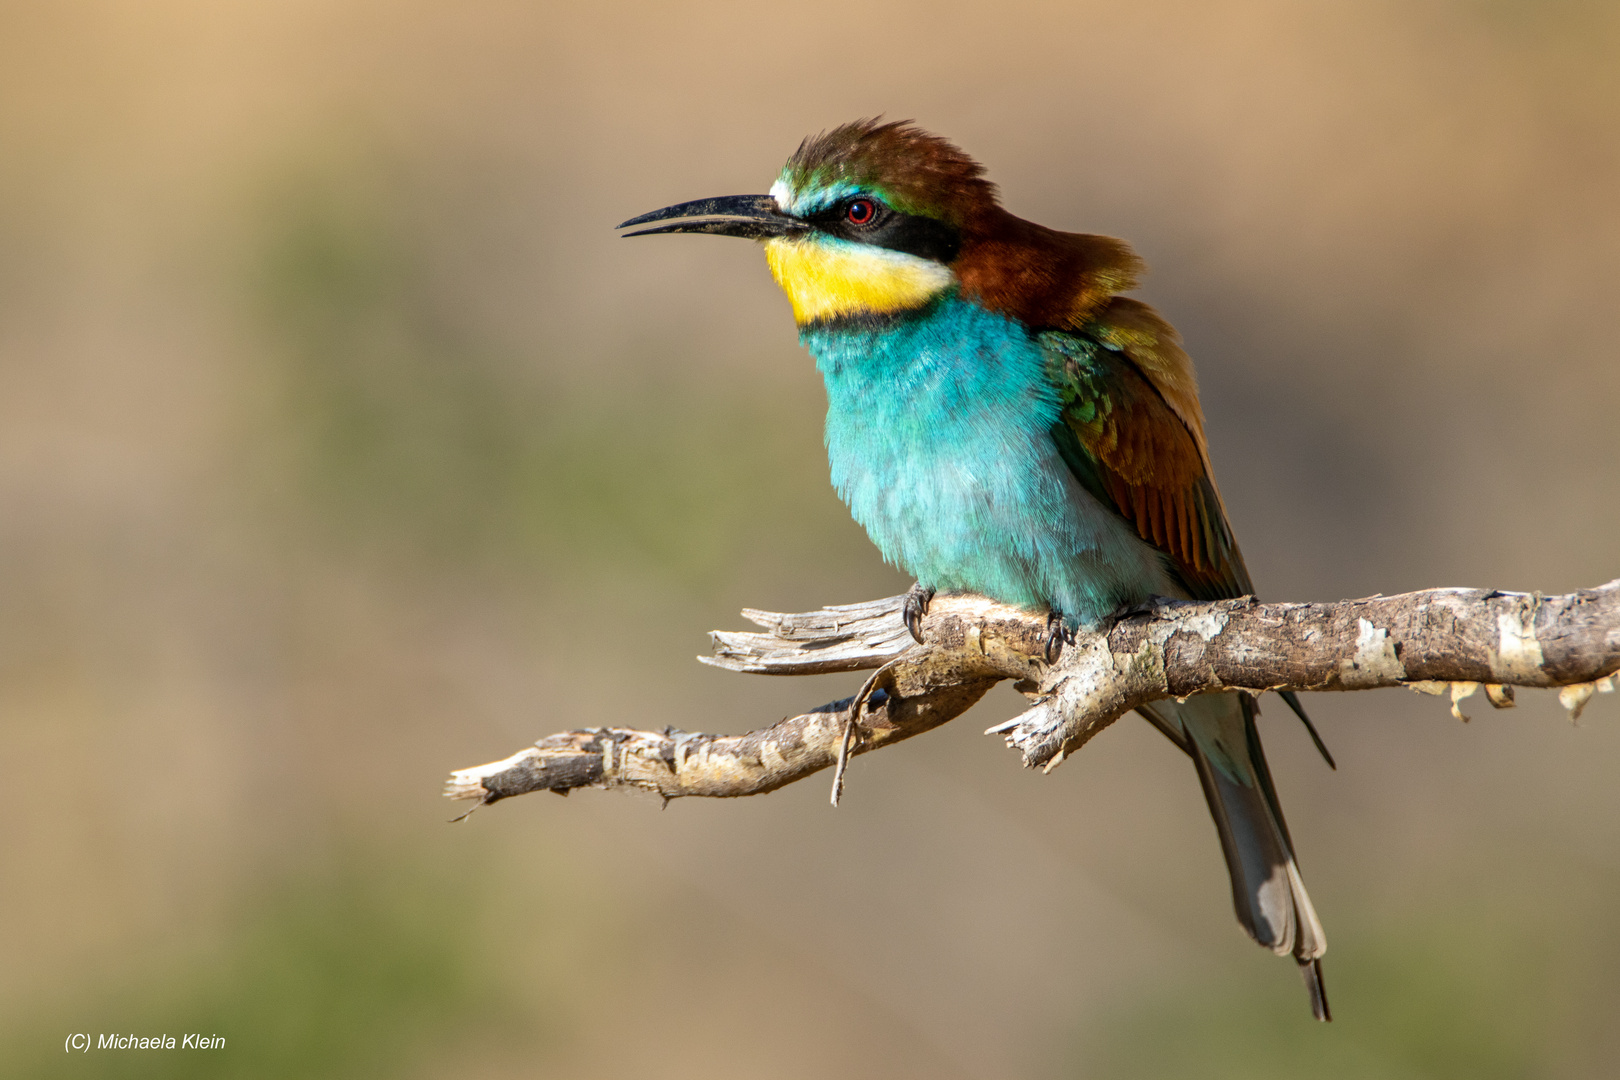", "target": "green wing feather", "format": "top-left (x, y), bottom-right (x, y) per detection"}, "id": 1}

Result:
top-left (1041, 328), bottom-right (1252, 602)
